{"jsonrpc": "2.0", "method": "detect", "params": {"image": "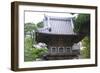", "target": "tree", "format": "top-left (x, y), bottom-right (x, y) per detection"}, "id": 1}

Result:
top-left (24, 23), bottom-right (38, 45)
top-left (37, 21), bottom-right (44, 28)
top-left (24, 22), bottom-right (48, 61)
top-left (74, 14), bottom-right (90, 35)
top-left (74, 14), bottom-right (90, 58)
top-left (24, 23), bottom-right (37, 37)
top-left (24, 23), bottom-right (37, 31)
